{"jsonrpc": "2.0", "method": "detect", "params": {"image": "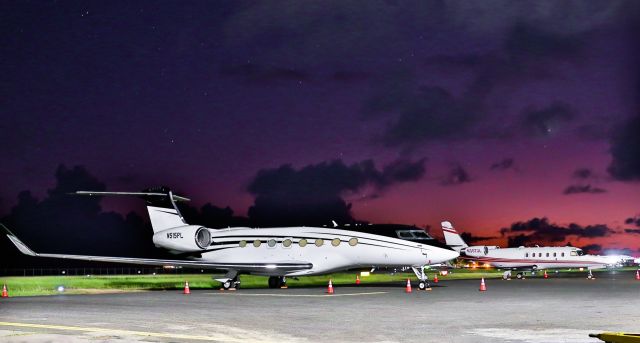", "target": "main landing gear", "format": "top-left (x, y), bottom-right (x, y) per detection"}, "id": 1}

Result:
top-left (502, 270), bottom-right (526, 280)
top-left (412, 266), bottom-right (431, 291)
top-left (216, 271), bottom-right (240, 290)
top-left (268, 276), bottom-right (287, 289)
